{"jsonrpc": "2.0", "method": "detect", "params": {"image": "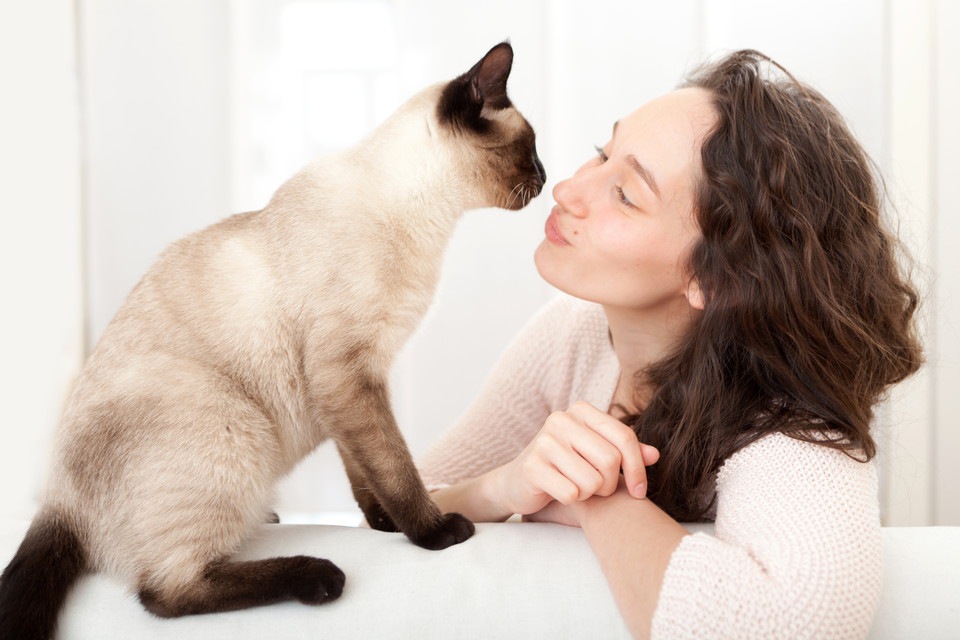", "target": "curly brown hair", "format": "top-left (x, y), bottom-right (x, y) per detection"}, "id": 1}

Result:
top-left (628, 50), bottom-right (923, 521)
